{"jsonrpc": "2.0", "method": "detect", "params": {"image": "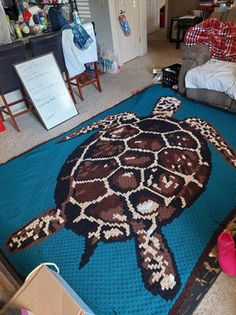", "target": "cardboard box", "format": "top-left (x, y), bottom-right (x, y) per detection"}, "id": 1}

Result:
top-left (2, 266), bottom-right (95, 315)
